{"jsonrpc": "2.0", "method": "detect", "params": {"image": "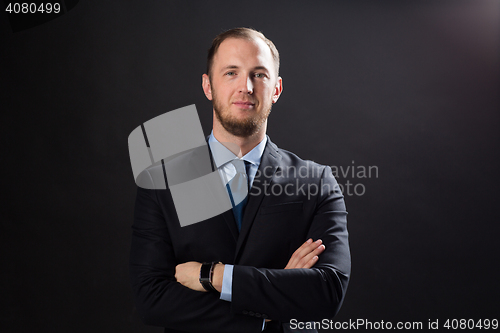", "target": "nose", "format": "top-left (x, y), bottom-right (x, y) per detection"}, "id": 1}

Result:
top-left (239, 75), bottom-right (253, 94)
